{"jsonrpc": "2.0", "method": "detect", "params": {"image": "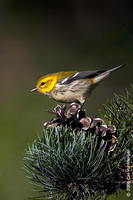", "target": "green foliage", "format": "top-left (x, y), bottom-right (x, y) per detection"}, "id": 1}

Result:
top-left (25, 127), bottom-right (108, 200)
top-left (24, 88), bottom-right (133, 200)
top-left (100, 87), bottom-right (133, 154)
top-left (100, 87), bottom-right (133, 130)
